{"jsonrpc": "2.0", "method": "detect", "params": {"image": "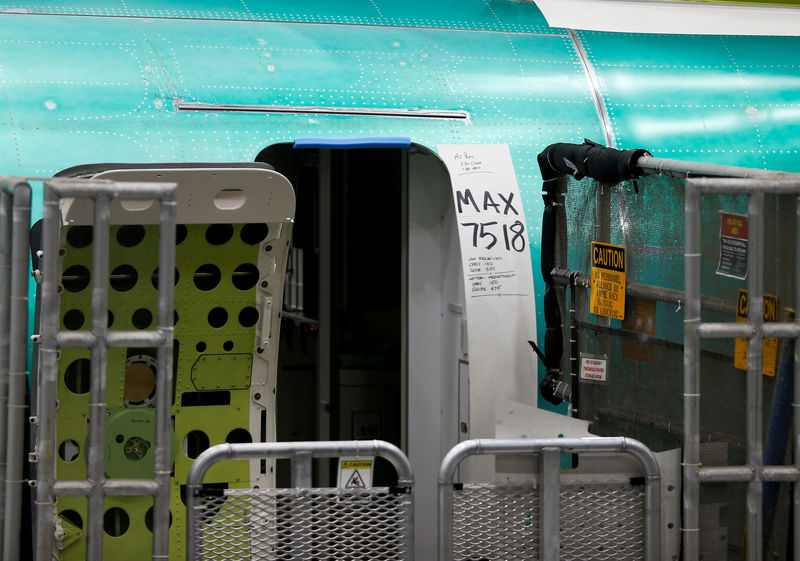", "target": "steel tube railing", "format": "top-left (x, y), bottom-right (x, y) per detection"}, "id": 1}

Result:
top-left (745, 191), bottom-right (765, 561)
top-left (0, 188), bottom-right (11, 549)
top-left (683, 180), bottom-right (702, 561)
top-left (437, 437), bottom-right (661, 561)
top-left (152, 193), bottom-right (176, 561)
top-left (684, 176), bottom-right (800, 561)
top-left (85, 193), bottom-right (111, 561)
top-left (2, 182), bottom-right (30, 561)
top-left (35, 181), bottom-right (61, 561)
top-left (34, 179), bottom-right (177, 561)
top-left (794, 195), bottom-right (800, 561)
top-left (185, 440), bottom-right (414, 561)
